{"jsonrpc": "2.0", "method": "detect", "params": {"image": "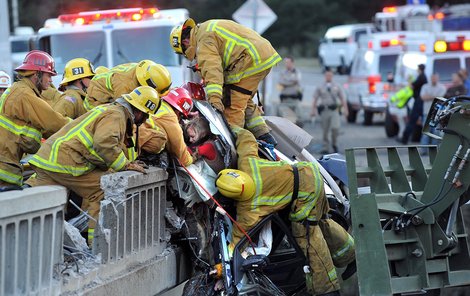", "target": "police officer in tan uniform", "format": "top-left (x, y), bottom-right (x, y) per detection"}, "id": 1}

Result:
top-left (312, 70), bottom-right (348, 154)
